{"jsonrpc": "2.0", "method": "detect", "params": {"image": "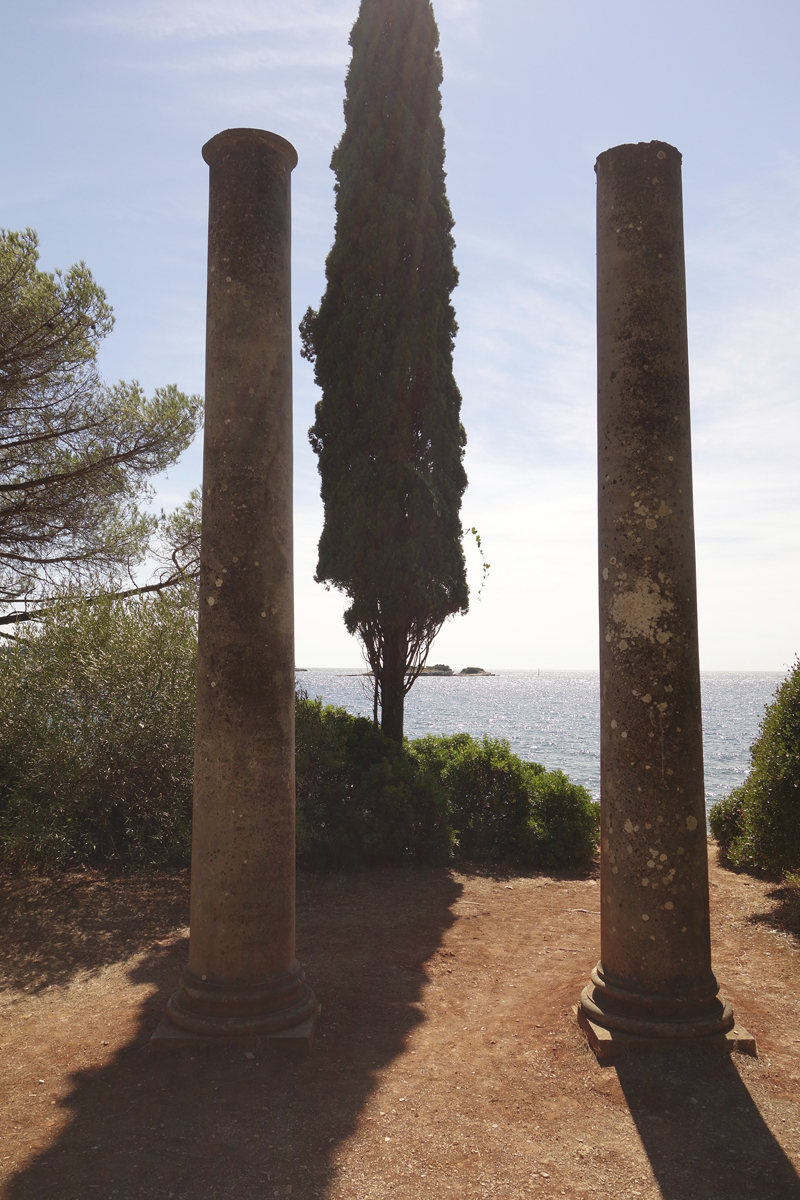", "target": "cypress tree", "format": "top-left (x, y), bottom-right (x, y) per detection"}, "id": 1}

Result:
top-left (301, 0), bottom-right (468, 742)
